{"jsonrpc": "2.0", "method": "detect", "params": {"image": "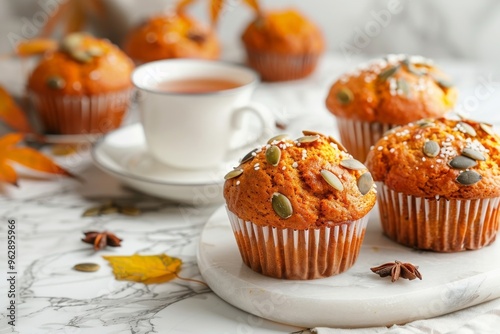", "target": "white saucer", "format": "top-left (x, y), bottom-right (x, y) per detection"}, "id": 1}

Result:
top-left (197, 206), bottom-right (500, 328)
top-left (91, 123), bottom-right (241, 205)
